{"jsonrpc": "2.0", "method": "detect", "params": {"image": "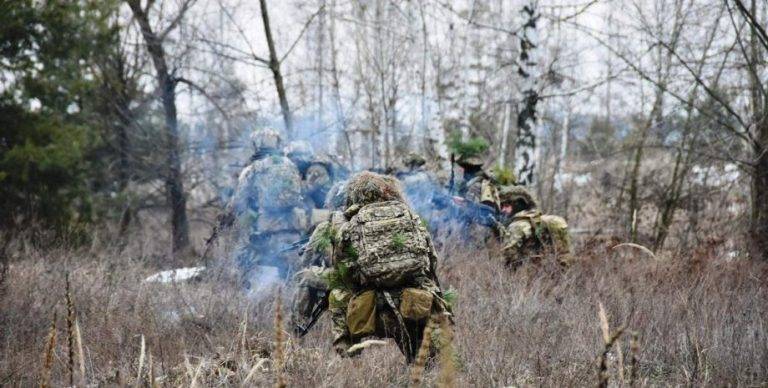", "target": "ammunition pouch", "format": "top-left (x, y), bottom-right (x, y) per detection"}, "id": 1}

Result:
top-left (346, 290), bottom-right (377, 337)
top-left (399, 288), bottom-right (433, 321)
